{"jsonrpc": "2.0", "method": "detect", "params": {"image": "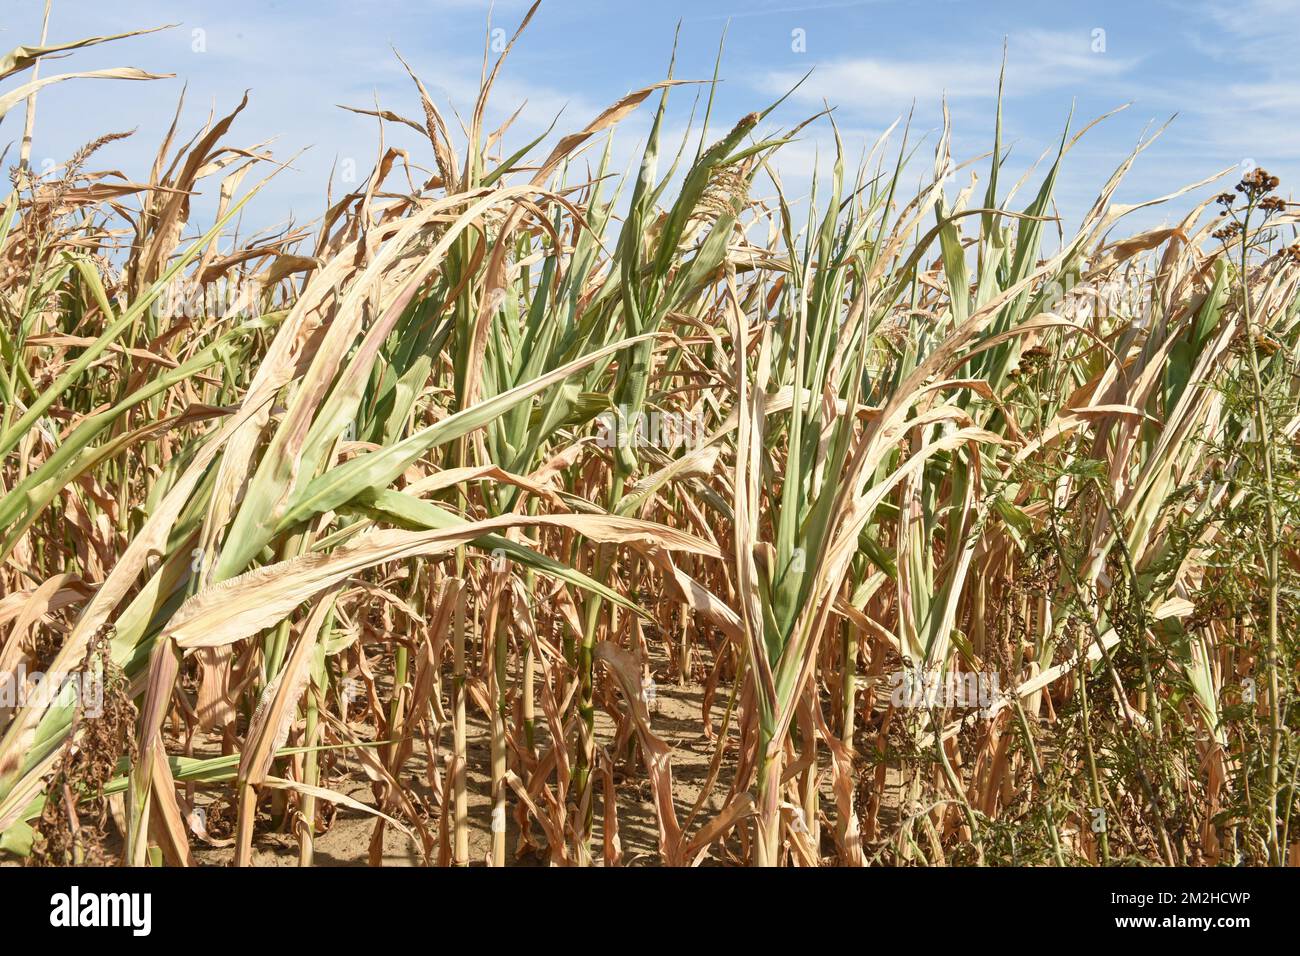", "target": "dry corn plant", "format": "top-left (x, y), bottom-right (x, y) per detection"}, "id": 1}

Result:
top-left (1, 8), bottom-right (1298, 868)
